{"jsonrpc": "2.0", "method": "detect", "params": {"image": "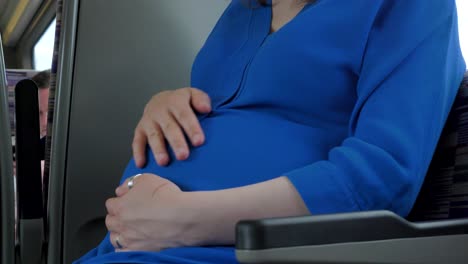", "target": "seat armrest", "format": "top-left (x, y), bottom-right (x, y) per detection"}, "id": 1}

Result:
top-left (236, 210), bottom-right (468, 250)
